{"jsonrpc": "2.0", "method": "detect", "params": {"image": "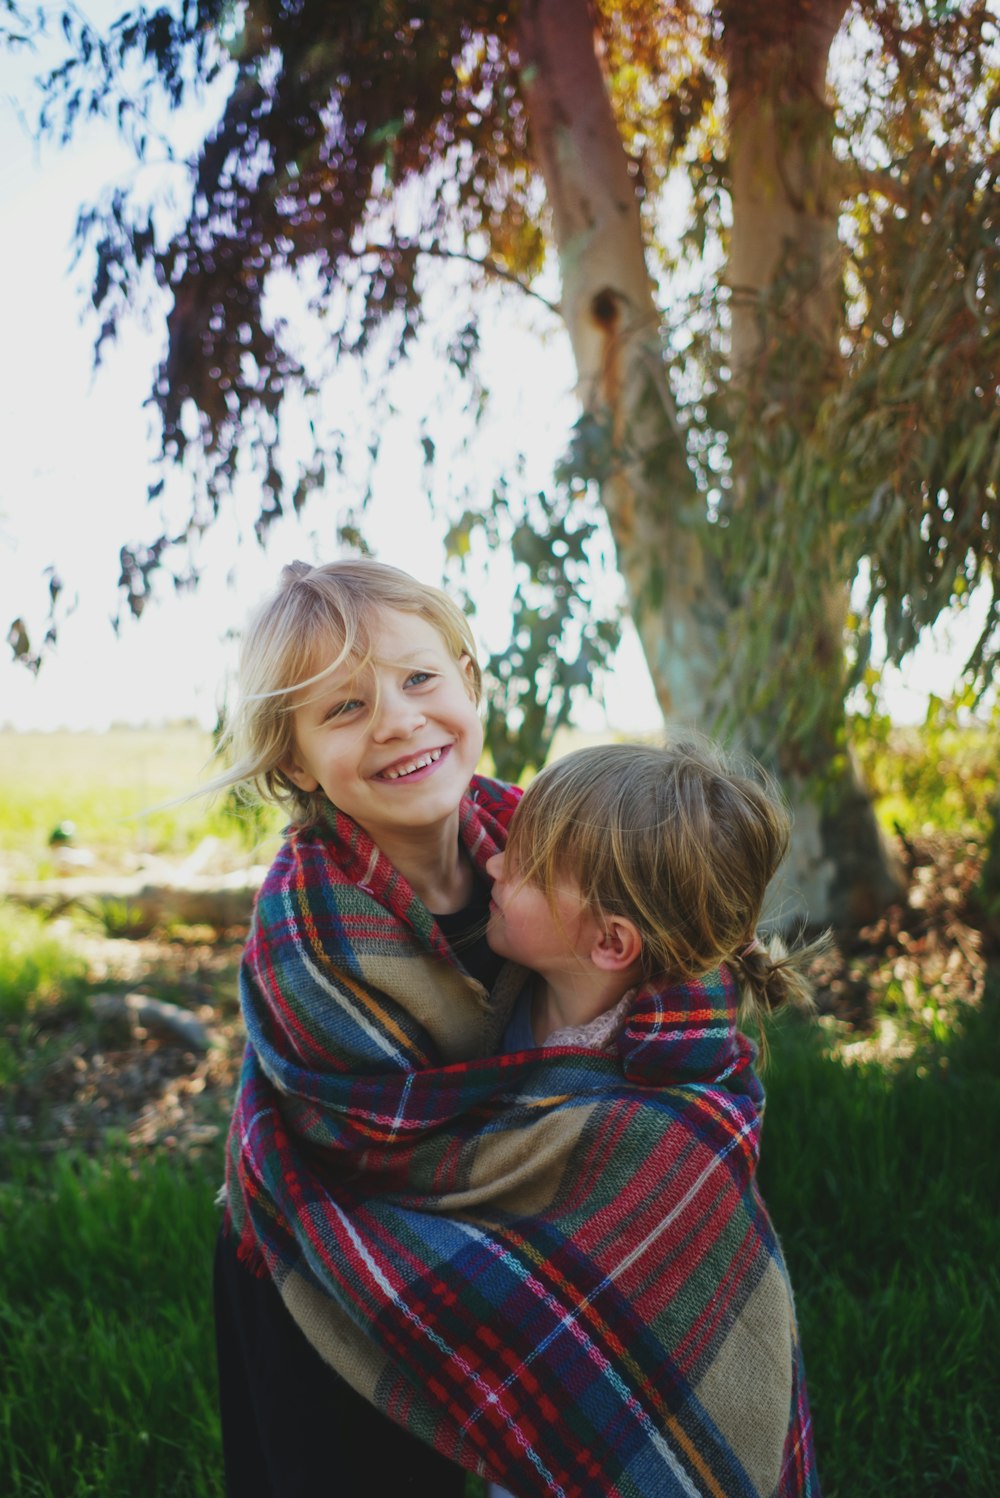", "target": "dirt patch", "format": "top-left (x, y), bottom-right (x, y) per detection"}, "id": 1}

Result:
top-left (811, 830), bottom-right (989, 1062)
top-left (3, 927), bottom-right (246, 1163)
